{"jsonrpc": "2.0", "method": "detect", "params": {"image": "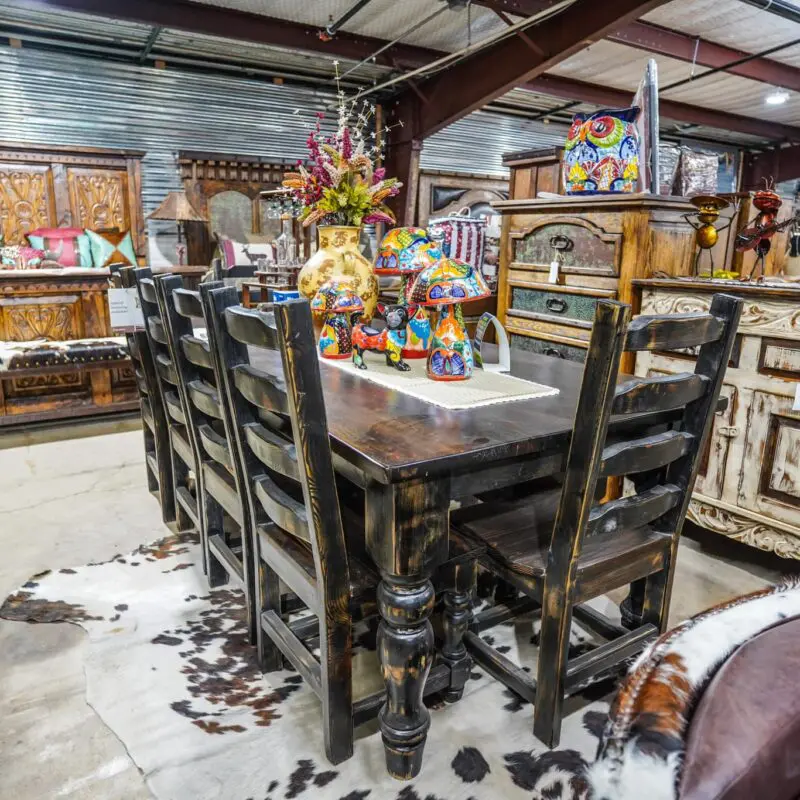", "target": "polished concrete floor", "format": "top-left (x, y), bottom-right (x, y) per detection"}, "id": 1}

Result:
top-left (0, 425), bottom-right (788, 799)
